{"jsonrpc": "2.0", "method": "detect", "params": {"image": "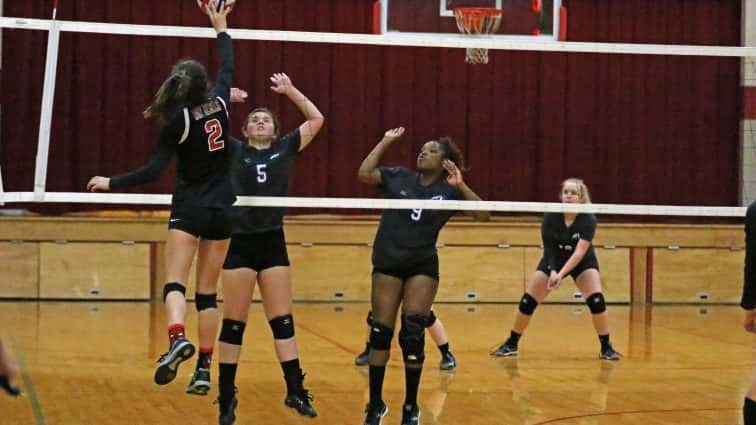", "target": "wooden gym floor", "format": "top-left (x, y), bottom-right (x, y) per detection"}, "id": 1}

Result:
top-left (0, 301), bottom-right (751, 424)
